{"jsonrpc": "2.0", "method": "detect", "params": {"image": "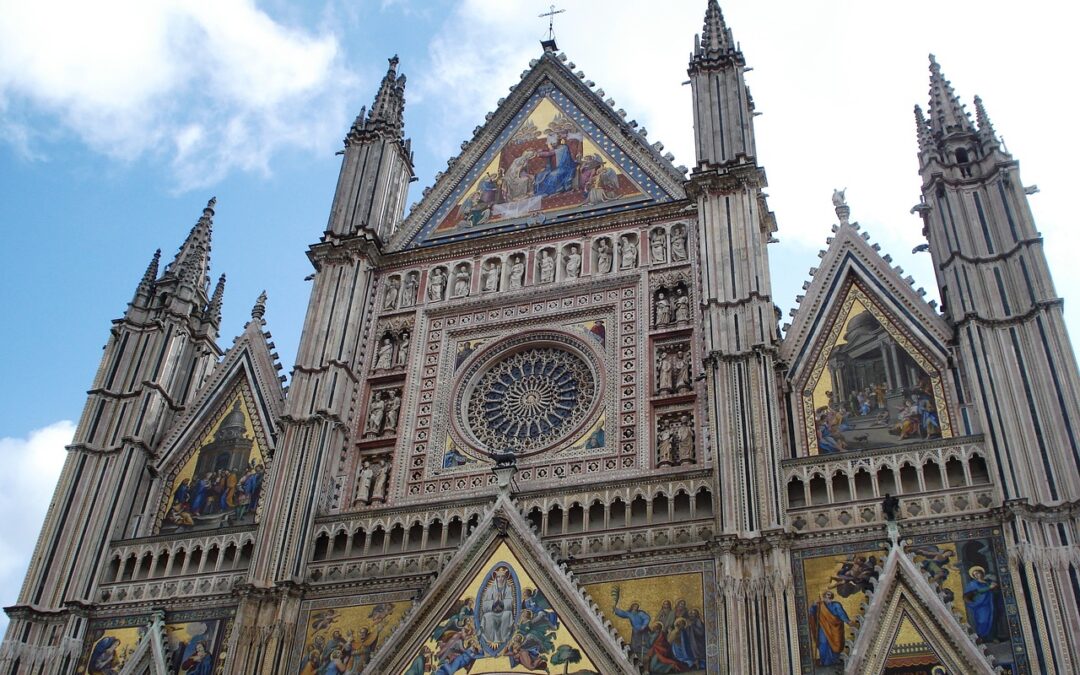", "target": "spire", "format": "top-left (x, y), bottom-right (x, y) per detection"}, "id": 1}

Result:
top-left (251, 290), bottom-right (267, 323)
top-left (132, 248), bottom-right (161, 307)
top-left (206, 273), bottom-right (226, 327)
top-left (914, 104), bottom-right (935, 161)
top-left (164, 197), bottom-right (215, 297)
top-left (352, 55), bottom-right (406, 143)
top-left (695, 0), bottom-right (735, 58)
top-left (927, 55), bottom-right (973, 136)
top-left (973, 95), bottom-right (999, 147)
